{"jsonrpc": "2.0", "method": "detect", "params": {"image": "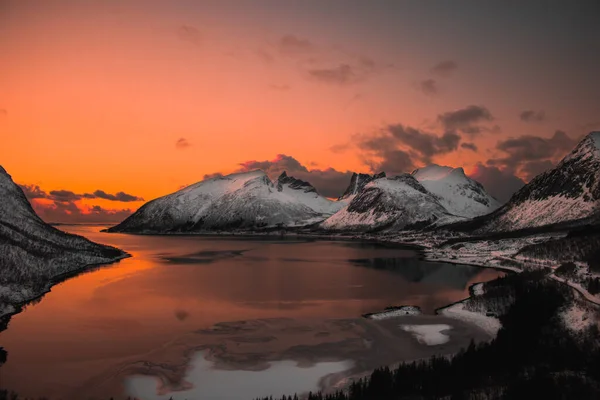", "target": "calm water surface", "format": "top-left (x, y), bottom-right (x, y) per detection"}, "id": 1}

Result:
top-left (0, 226), bottom-right (503, 398)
